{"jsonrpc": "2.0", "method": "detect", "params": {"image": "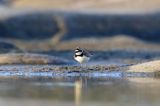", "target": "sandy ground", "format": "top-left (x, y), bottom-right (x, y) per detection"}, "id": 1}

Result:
top-left (10, 36), bottom-right (160, 51)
